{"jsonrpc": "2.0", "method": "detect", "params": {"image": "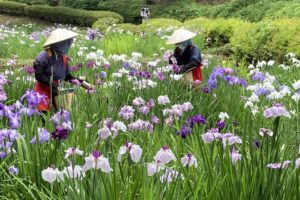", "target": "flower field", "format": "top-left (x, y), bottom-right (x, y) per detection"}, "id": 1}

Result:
top-left (1, 22), bottom-right (300, 199)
